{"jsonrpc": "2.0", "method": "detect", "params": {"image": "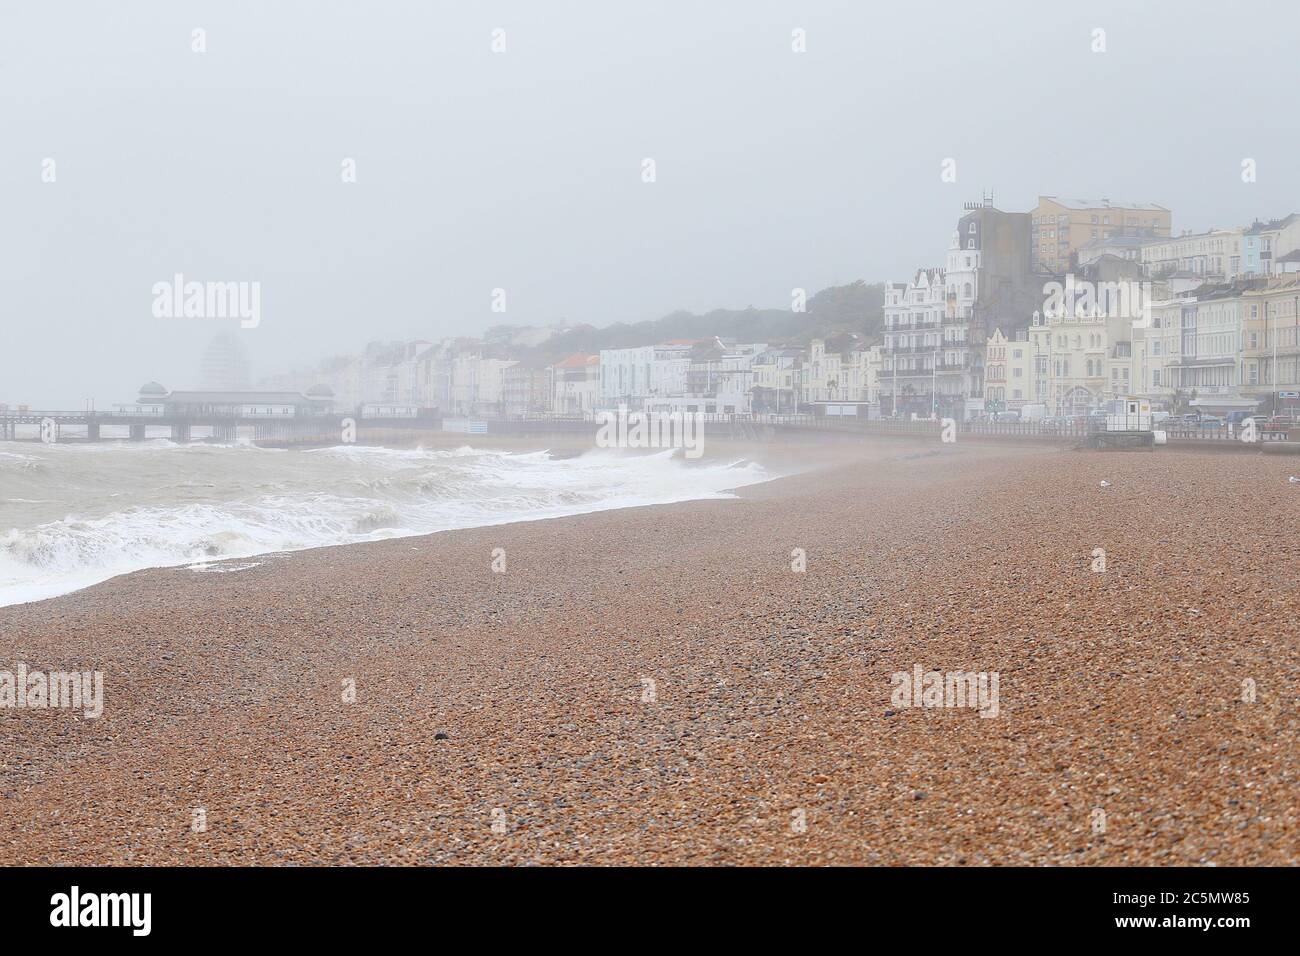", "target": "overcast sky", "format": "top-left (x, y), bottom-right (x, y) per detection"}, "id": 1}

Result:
top-left (2, 0), bottom-right (1297, 407)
